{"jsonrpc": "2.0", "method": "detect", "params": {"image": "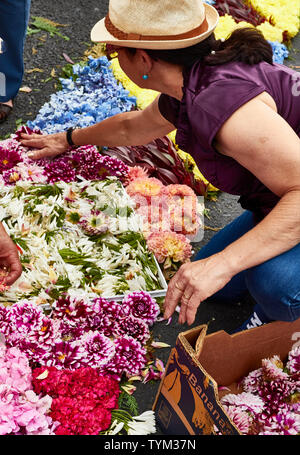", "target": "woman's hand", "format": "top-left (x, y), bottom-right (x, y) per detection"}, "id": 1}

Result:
top-left (20, 132), bottom-right (69, 160)
top-left (163, 253), bottom-right (233, 326)
top-left (0, 234), bottom-right (22, 286)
